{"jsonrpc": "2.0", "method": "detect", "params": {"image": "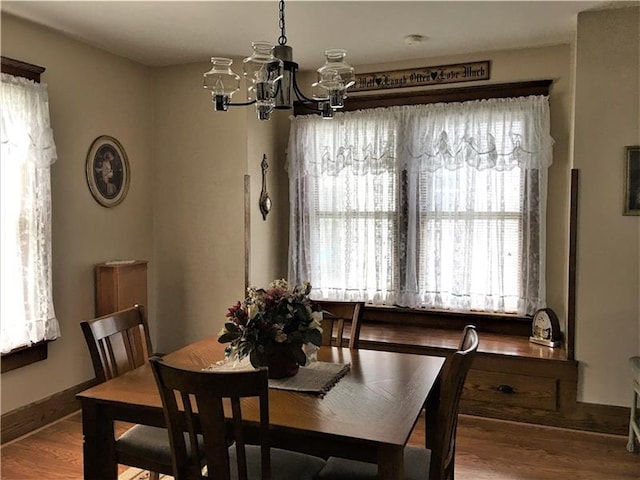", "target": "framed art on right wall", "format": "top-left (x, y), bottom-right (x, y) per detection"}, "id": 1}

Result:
top-left (624, 146), bottom-right (640, 216)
